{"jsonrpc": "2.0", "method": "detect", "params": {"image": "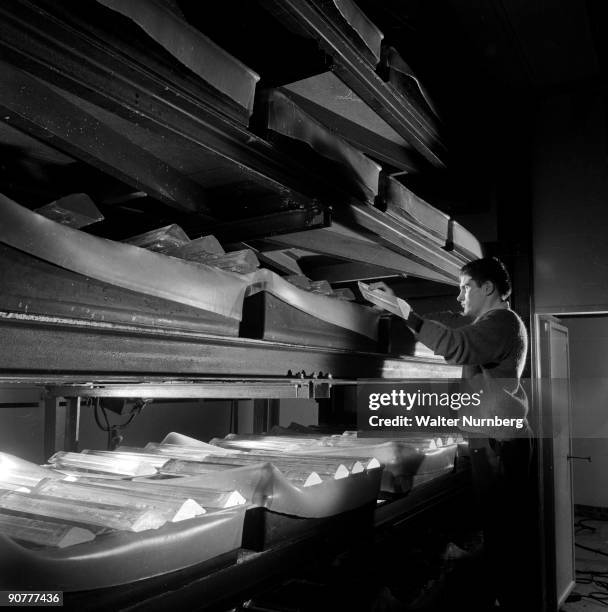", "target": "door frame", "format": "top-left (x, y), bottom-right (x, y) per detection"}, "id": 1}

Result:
top-left (533, 314), bottom-right (576, 611)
